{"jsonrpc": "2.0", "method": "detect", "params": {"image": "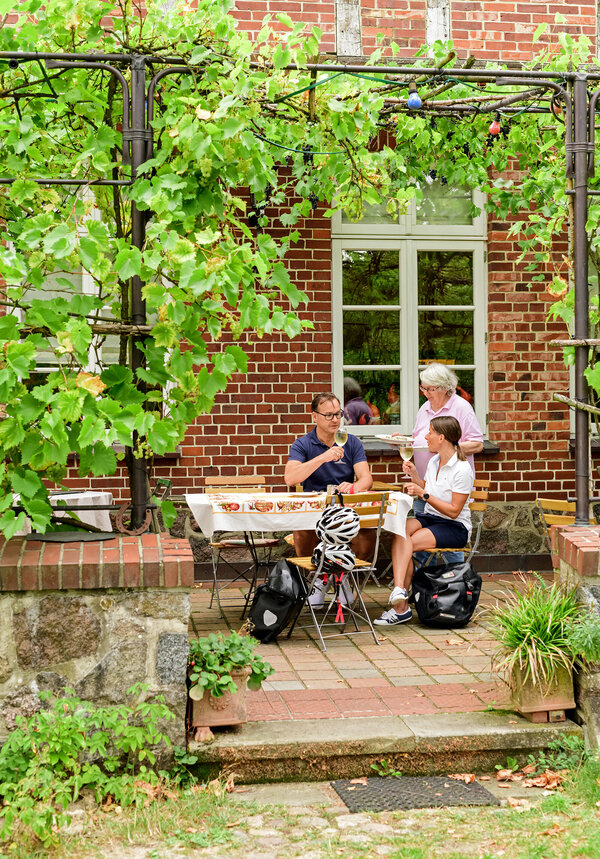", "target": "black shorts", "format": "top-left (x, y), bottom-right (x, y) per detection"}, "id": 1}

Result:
top-left (415, 513), bottom-right (468, 548)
